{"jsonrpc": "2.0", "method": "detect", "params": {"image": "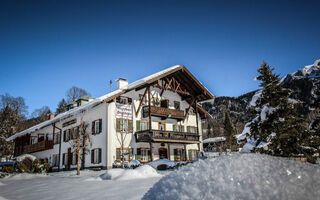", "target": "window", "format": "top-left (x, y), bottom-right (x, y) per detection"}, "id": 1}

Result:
top-left (73, 127), bottom-right (79, 139)
top-left (31, 136), bottom-right (37, 144)
top-left (116, 118), bottom-right (133, 132)
top-left (91, 148), bottom-right (102, 164)
top-left (174, 149), bottom-right (185, 161)
top-left (52, 154), bottom-right (59, 167)
top-left (72, 152), bottom-right (78, 165)
top-left (54, 133), bottom-right (60, 145)
top-left (173, 124), bottom-right (184, 132)
top-left (38, 134), bottom-right (44, 142)
top-left (136, 120), bottom-right (148, 131)
top-left (187, 126), bottom-right (197, 133)
top-left (174, 101), bottom-right (180, 110)
top-left (116, 96), bottom-right (132, 105)
top-left (63, 153), bottom-right (68, 166)
top-left (116, 148), bottom-right (133, 162)
top-left (92, 119), bottom-right (102, 135)
top-left (158, 122), bottom-right (166, 131)
top-left (152, 97), bottom-right (160, 107)
top-left (137, 148), bottom-right (150, 162)
top-left (160, 99), bottom-right (169, 108)
top-left (188, 149), bottom-right (199, 161)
